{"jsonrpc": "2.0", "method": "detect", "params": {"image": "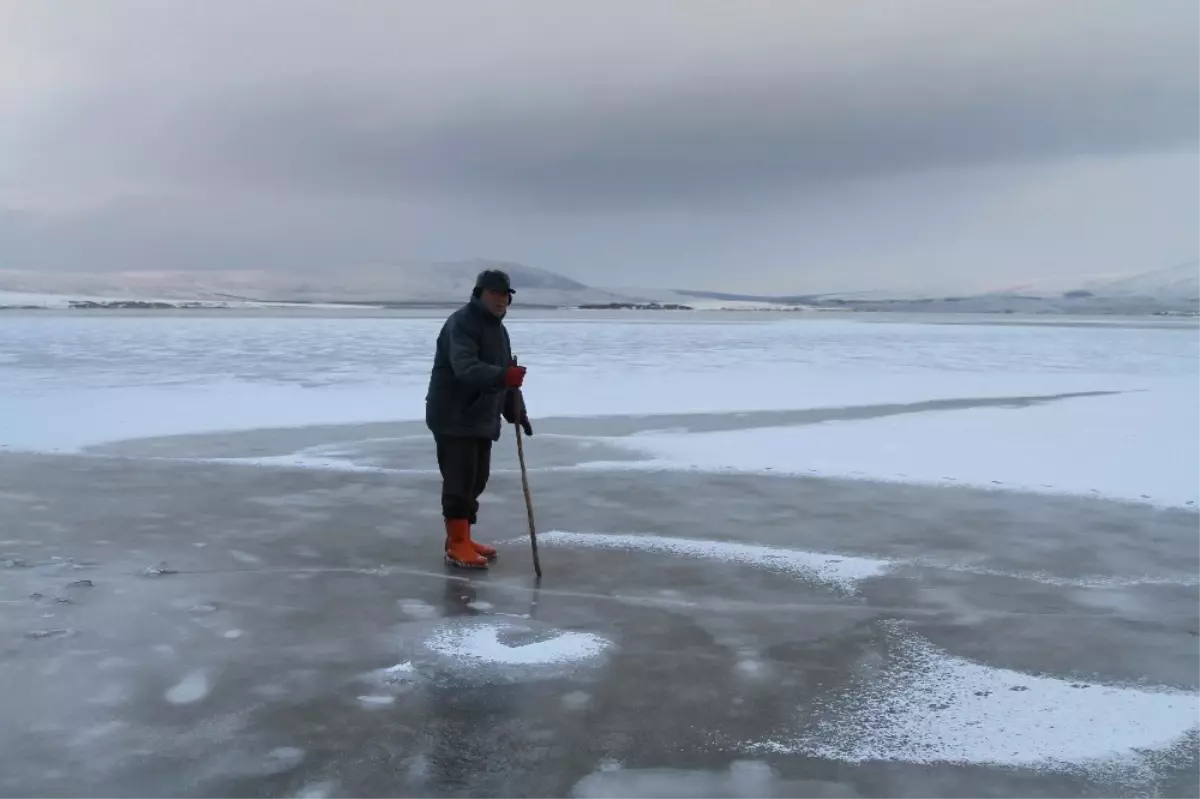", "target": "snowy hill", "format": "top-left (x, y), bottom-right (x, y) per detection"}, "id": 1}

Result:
top-left (1080, 262), bottom-right (1199, 299)
top-left (646, 263), bottom-right (1198, 315)
top-left (990, 262), bottom-right (1199, 301)
top-left (987, 273), bottom-right (1128, 298)
top-left (607, 286), bottom-right (817, 309)
top-left (0, 261), bottom-right (639, 308)
top-left (0, 290), bottom-right (80, 309)
top-left (2, 261), bottom-right (1194, 315)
